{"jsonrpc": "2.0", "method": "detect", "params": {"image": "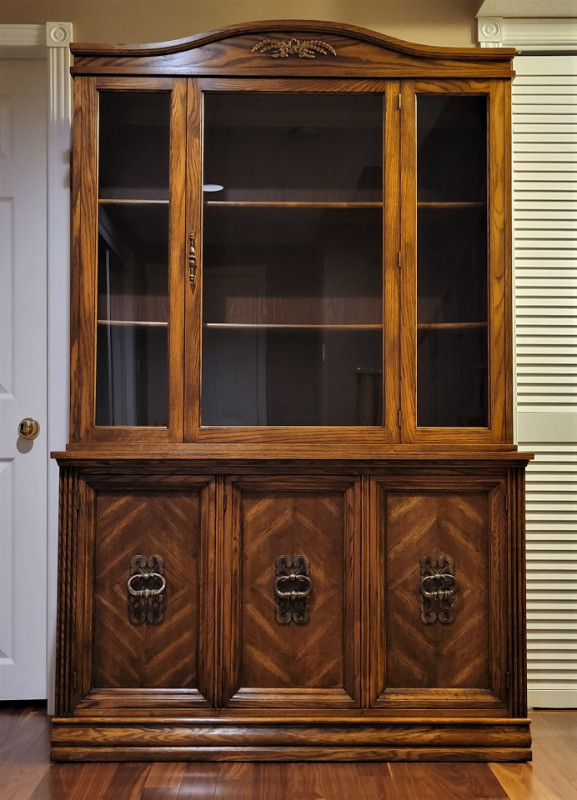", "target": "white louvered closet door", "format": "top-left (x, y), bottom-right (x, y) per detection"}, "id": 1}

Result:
top-left (513, 54), bottom-right (577, 708)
